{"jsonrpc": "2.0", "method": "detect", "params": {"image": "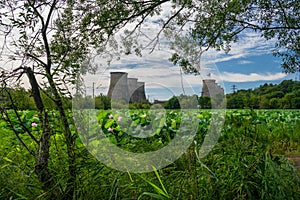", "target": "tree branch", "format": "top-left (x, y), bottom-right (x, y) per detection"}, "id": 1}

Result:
top-left (148, 6), bottom-right (185, 53)
top-left (4, 86), bottom-right (39, 145)
top-left (230, 18), bottom-right (300, 31)
top-left (26, 53), bottom-right (47, 68)
top-left (27, 0), bottom-right (45, 27)
top-left (42, 0), bottom-right (59, 71)
top-left (276, 0), bottom-right (293, 29)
